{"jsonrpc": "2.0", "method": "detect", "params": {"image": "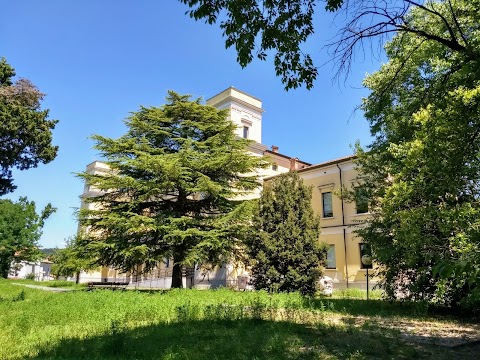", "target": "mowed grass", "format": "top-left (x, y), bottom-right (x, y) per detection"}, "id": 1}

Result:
top-left (0, 279), bottom-right (478, 360)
